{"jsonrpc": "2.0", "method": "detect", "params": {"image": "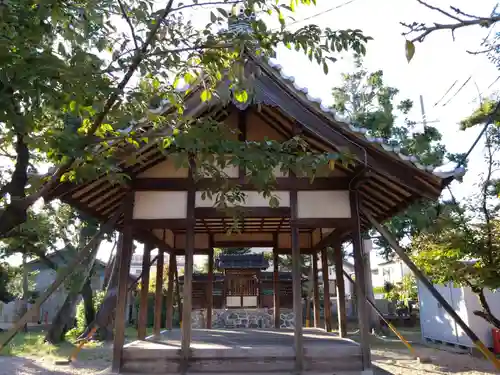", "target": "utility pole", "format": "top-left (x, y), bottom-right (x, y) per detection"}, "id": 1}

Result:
top-left (22, 253), bottom-right (28, 333)
top-left (419, 95), bottom-right (427, 127)
top-left (414, 95), bottom-right (439, 130)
